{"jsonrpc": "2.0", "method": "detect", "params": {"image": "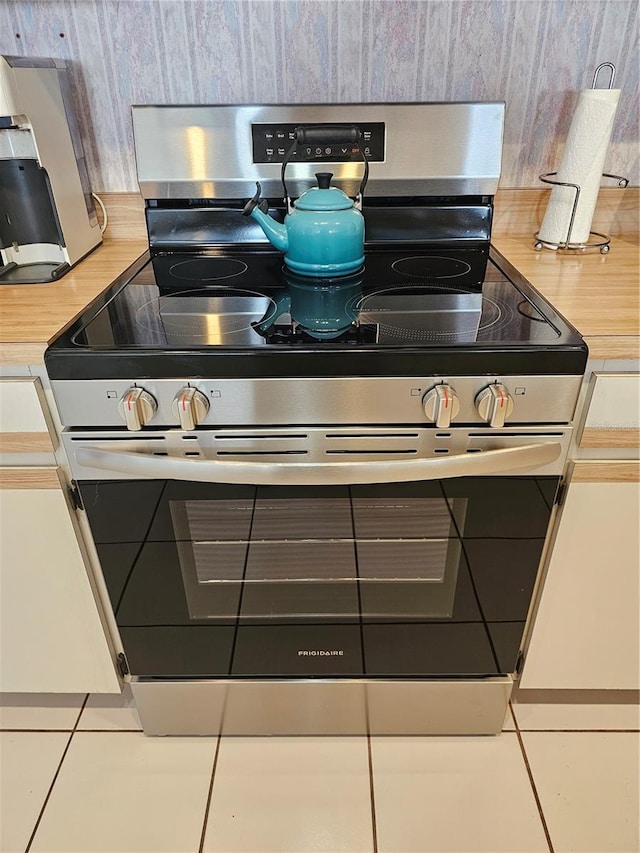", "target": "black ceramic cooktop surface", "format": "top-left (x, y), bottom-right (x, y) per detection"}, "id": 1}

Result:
top-left (73, 248), bottom-right (561, 347)
top-left (44, 247), bottom-right (588, 379)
